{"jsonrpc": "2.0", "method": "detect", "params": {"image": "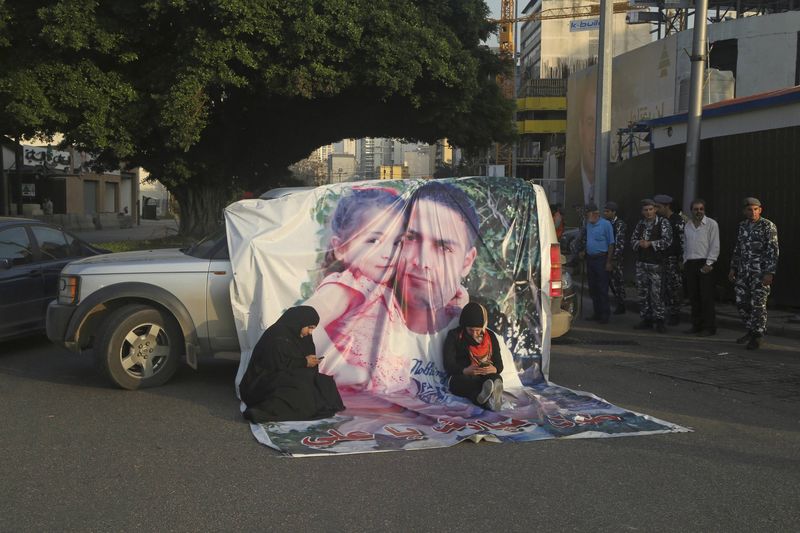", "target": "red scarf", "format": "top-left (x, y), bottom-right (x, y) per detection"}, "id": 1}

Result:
top-left (462, 329), bottom-right (492, 367)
